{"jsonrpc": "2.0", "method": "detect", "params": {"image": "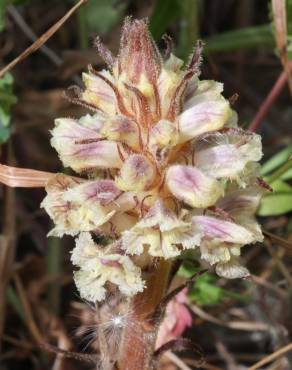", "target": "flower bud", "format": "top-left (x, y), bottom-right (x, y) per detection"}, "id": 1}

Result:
top-left (115, 154), bottom-right (156, 191)
top-left (166, 165), bottom-right (223, 208)
top-left (51, 116), bottom-right (123, 172)
top-left (82, 70), bottom-right (117, 115)
top-left (116, 18), bottom-right (161, 86)
top-left (150, 119), bottom-right (178, 148)
top-left (101, 115), bottom-right (140, 149)
top-left (178, 84), bottom-right (231, 142)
